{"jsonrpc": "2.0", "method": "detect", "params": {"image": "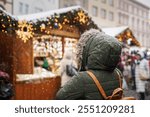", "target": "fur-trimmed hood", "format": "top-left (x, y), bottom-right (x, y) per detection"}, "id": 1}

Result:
top-left (76, 29), bottom-right (122, 71)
